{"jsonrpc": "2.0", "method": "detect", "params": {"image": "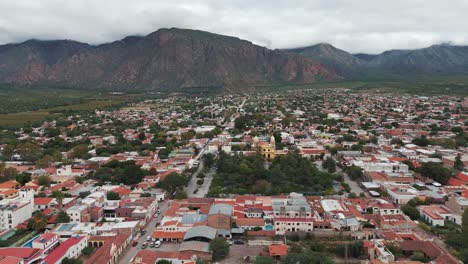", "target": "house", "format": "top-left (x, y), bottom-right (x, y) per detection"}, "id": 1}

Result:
top-left (85, 232), bottom-right (131, 264)
top-left (32, 232), bottom-right (59, 254)
top-left (207, 204), bottom-right (233, 230)
top-left (66, 205), bottom-right (91, 223)
top-left (418, 205), bottom-right (461, 226)
top-left (384, 184), bottom-right (418, 205)
top-left (272, 193), bottom-right (314, 235)
top-left (235, 218), bottom-right (265, 230)
top-left (446, 196), bottom-right (468, 215)
top-left (269, 244), bottom-right (288, 258)
top-left (0, 190), bottom-right (34, 230)
top-left (41, 235), bottom-right (88, 264)
top-left (0, 248), bottom-right (42, 264)
top-left (34, 198), bottom-right (56, 211)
